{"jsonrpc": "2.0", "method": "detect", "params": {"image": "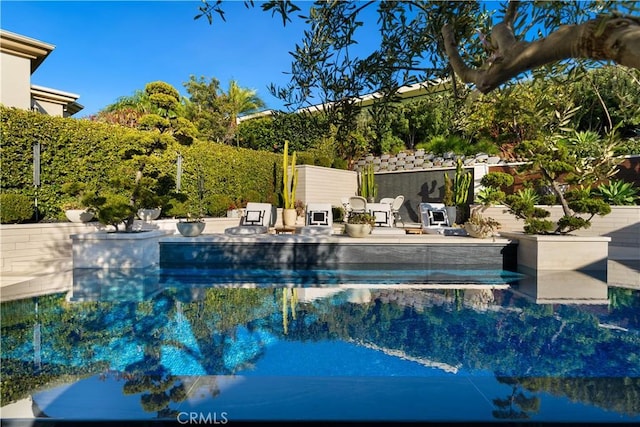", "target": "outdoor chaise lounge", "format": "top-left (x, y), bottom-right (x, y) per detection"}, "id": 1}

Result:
top-left (299, 203), bottom-right (333, 236)
top-left (224, 202), bottom-right (274, 235)
top-left (419, 203), bottom-right (467, 236)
